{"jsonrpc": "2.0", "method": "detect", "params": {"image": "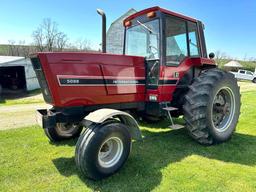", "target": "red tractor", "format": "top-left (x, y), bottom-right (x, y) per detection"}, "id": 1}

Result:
top-left (31, 7), bottom-right (241, 180)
